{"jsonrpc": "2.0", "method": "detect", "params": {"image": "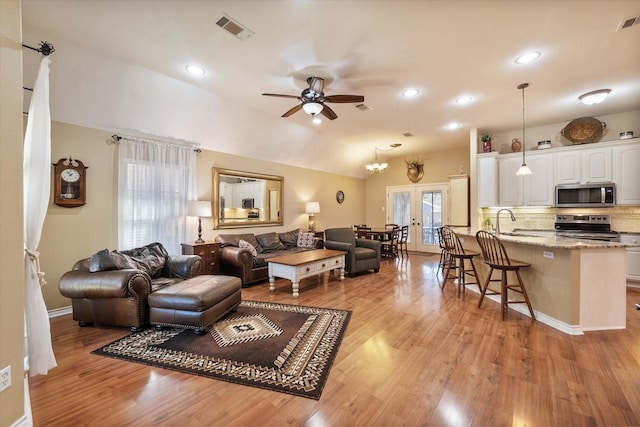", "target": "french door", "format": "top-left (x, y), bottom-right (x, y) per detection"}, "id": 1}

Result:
top-left (386, 183), bottom-right (448, 253)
